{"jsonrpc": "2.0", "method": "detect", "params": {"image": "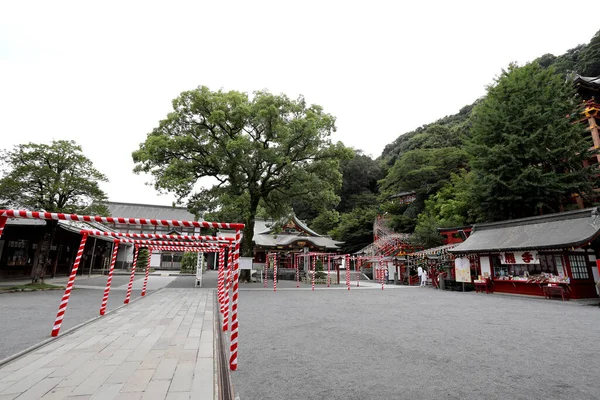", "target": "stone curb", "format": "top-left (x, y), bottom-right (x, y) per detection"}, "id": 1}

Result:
top-left (0, 287), bottom-right (163, 368)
